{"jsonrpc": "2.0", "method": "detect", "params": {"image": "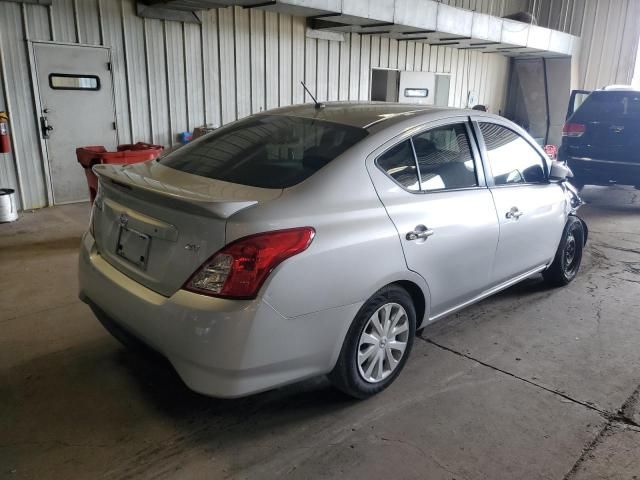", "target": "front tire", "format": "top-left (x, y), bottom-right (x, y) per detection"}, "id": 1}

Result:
top-left (543, 216), bottom-right (584, 287)
top-left (329, 285), bottom-right (416, 399)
